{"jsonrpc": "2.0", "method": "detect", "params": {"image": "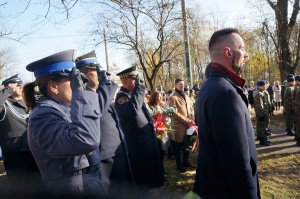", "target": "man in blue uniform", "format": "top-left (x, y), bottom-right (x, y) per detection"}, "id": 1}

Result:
top-left (0, 74), bottom-right (40, 191)
top-left (114, 66), bottom-right (164, 191)
top-left (23, 49), bottom-right (104, 194)
top-left (76, 51), bottom-right (133, 194)
top-left (193, 28), bottom-right (260, 198)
